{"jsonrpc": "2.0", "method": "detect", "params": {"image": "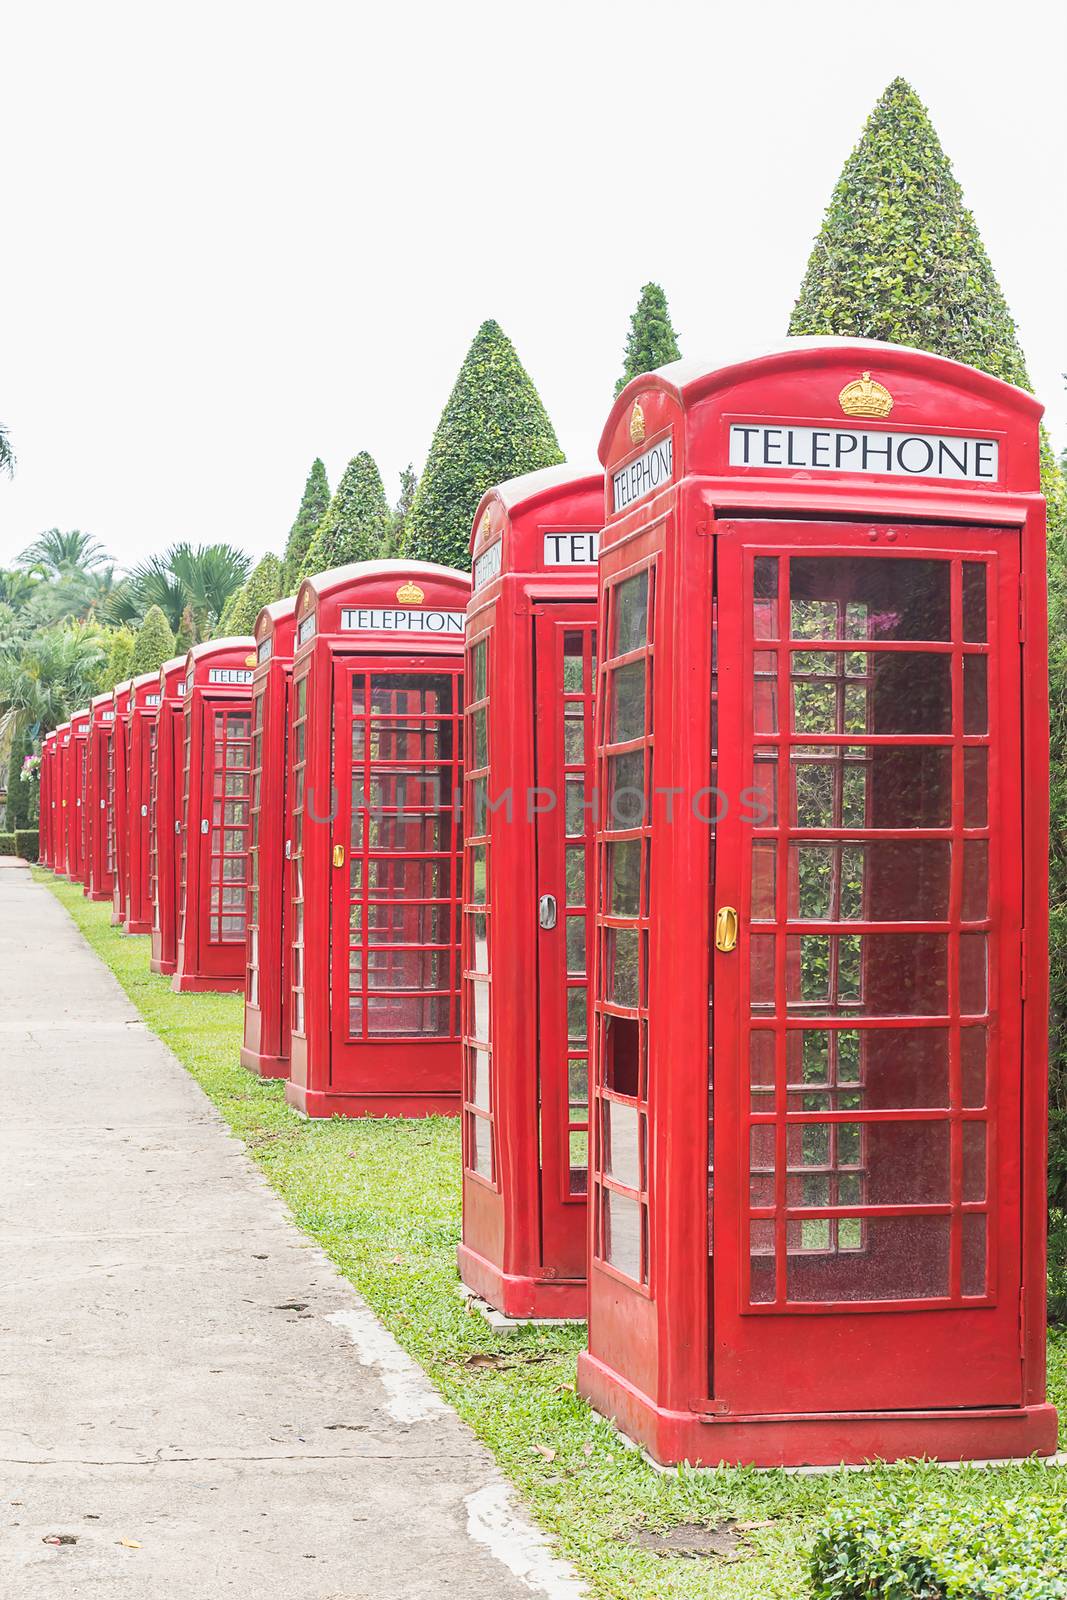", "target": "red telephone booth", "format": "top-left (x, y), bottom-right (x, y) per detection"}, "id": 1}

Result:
top-left (285, 561), bottom-right (471, 1118)
top-left (125, 672), bottom-right (161, 935)
top-left (53, 723), bottom-right (71, 876)
top-left (172, 637), bottom-right (256, 993)
top-left (577, 339), bottom-right (1056, 1467)
top-left (84, 691), bottom-right (117, 902)
top-left (40, 731), bottom-right (56, 869)
top-left (458, 465), bottom-right (602, 1318)
top-left (109, 681), bottom-right (132, 924)
top-left (150, 657), bottom-right (188, 976)
top-left (66, 708), bottom-right (90, 884)
top-left (242, 598), bottom-right (297, 1078)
